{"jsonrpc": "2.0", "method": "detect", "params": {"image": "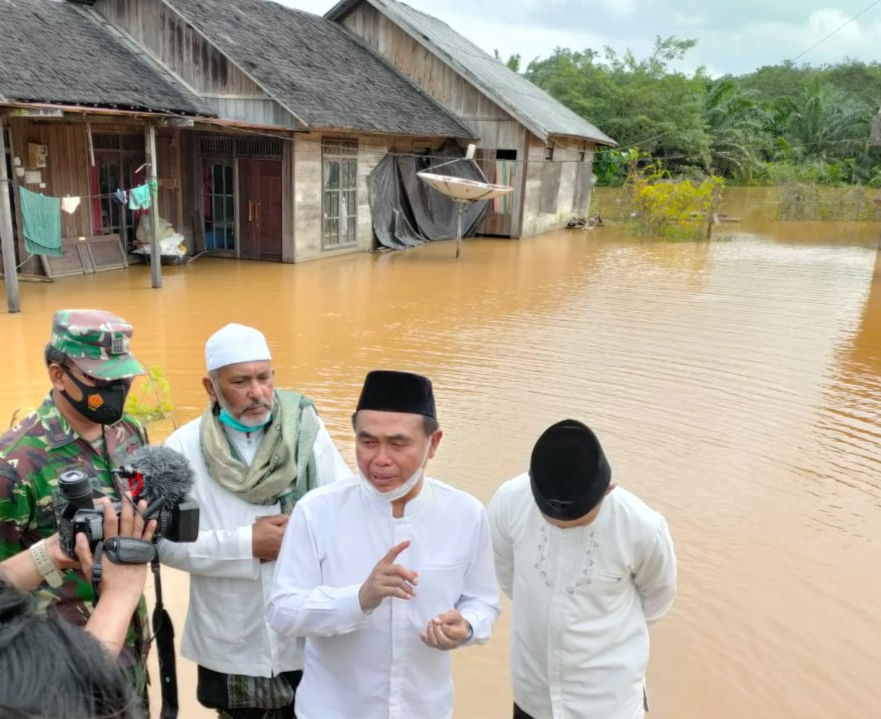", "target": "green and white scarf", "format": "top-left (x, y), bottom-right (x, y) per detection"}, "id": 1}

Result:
top-left (199, 390), bottom-right (320, 514)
